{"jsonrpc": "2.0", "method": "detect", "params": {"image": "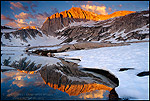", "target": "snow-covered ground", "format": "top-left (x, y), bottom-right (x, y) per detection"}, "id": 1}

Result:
top-left (61, 42), bottom-right (149, 100)
top-left (1, 29), bottom-right (64, 46)
top-left (28, 46), bottom-right (62, 52)
top-left (1, 29), bottom-right (17, 33)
